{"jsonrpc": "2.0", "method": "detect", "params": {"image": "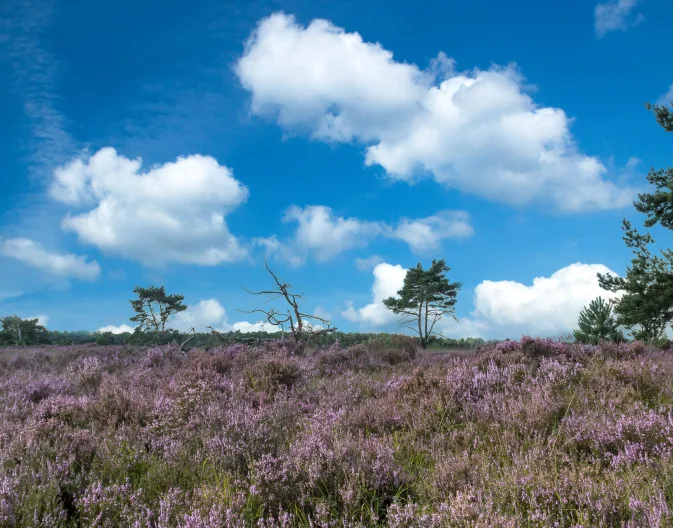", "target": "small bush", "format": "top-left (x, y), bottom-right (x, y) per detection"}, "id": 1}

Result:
top-left (520, 335), bottom-right (567, 358)
top-left (368, 334), bottom-right (418, 362)
top-left (316, 343), bottom-right (369, 375)
top-left (248, 356), bottom-right (302, 392)
top-left (186, 349), bottom-right (232, 375)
